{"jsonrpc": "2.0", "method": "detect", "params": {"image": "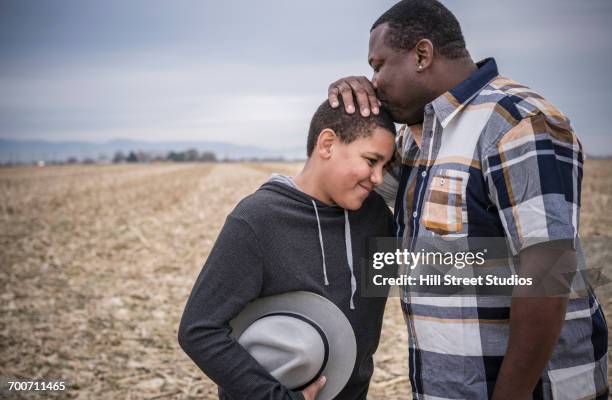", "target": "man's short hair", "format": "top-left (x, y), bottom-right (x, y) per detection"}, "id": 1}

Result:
top-left (306, 98), bottom-right (396, 157)
top-left (371, 0), bottom-right (469, 60)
